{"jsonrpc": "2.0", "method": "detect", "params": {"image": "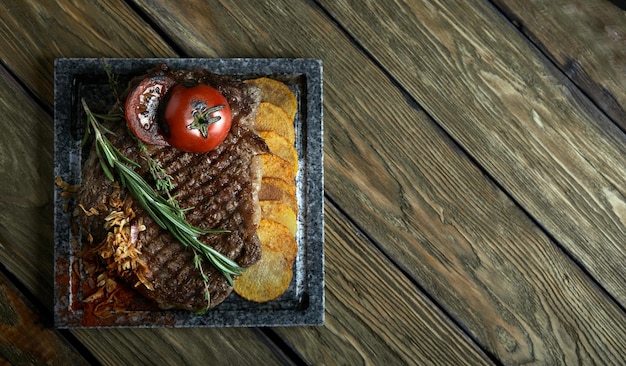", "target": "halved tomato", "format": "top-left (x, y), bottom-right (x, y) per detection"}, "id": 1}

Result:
top-left (124, 75), bottom-right (176, 146)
